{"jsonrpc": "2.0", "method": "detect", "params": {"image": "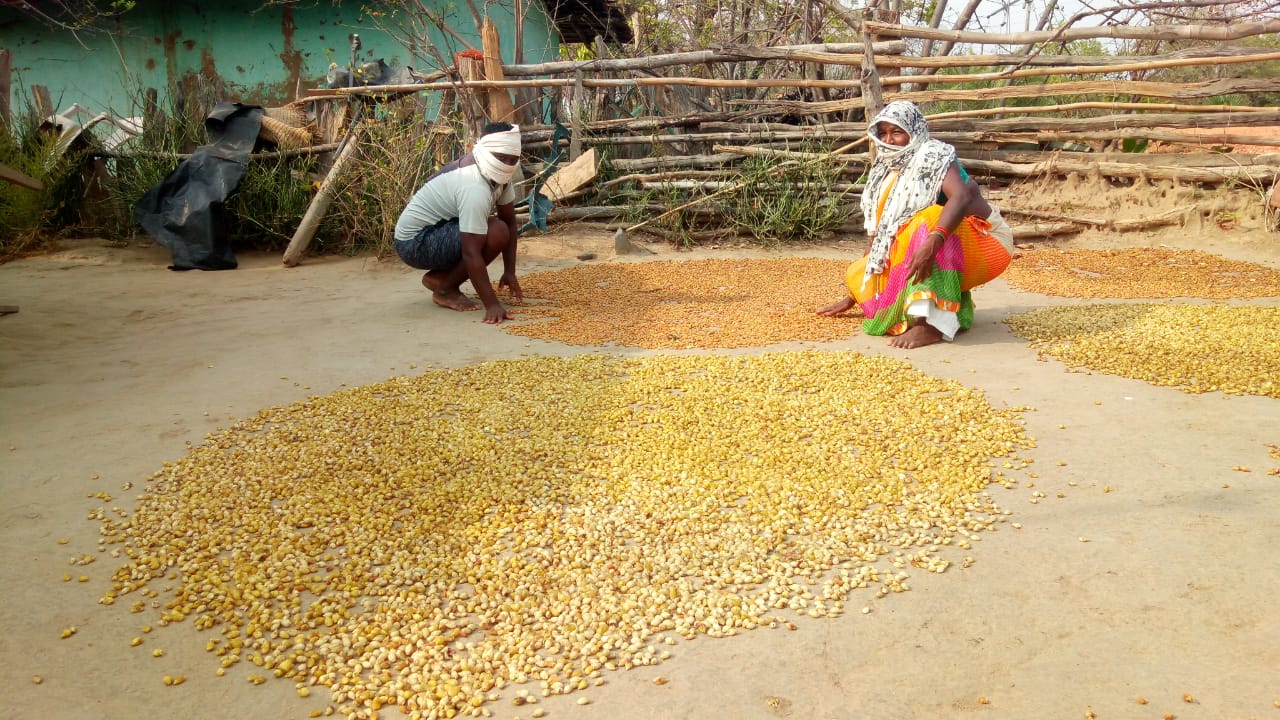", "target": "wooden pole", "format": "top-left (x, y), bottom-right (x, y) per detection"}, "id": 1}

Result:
top-left (481, 18), bottom-right (516, 123)
top-left (31, 85), bottom-right (53, 119)
top-left (457, 54), bottom-right (487, 139)
top-left (0, 50), bottom-right (11, 126)
top-left (282, 125), bottom-right (363, 267)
